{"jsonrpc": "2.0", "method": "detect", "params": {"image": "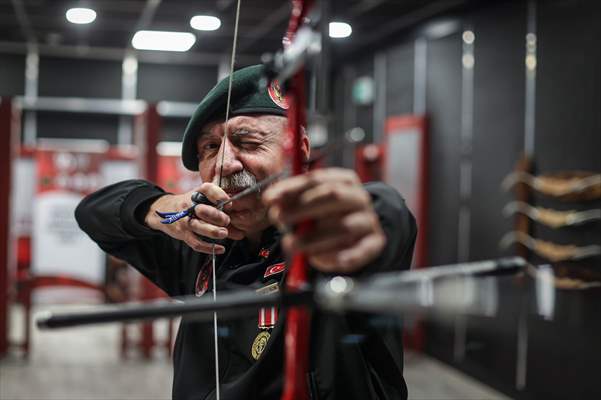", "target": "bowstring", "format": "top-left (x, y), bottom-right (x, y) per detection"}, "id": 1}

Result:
top-left (212, 1), bottom-right (242, 399)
